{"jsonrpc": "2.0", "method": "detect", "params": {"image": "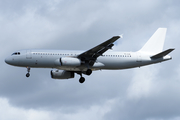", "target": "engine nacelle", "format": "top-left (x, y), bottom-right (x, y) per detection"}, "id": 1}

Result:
top-left (51, 70), bottom-right (74, 79)
top-left (60, 57), bottom-right (81, 66)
